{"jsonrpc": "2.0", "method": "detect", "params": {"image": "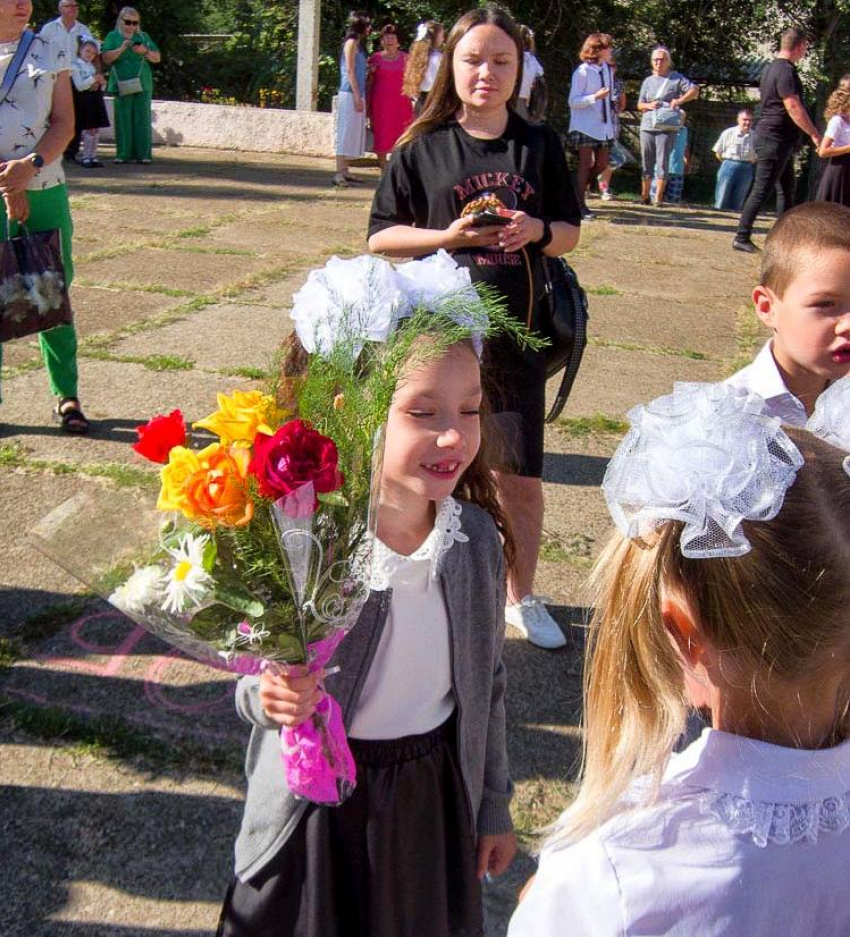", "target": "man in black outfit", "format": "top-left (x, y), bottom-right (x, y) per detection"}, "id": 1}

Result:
top-left (733, 28), bottom-right (821, 253)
